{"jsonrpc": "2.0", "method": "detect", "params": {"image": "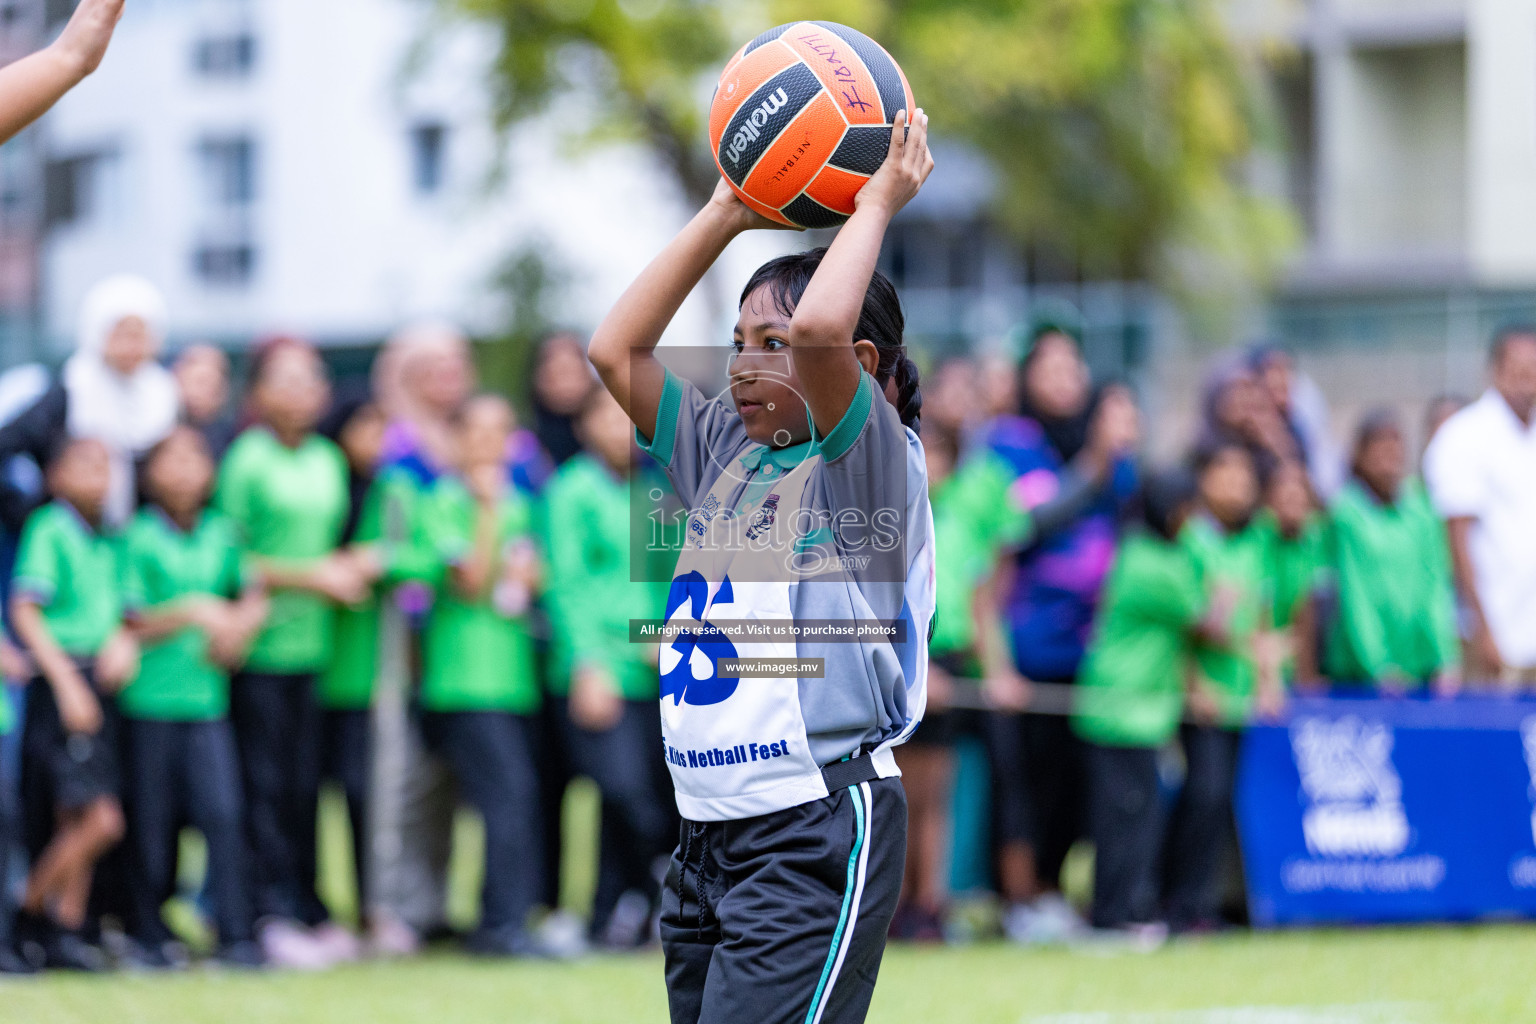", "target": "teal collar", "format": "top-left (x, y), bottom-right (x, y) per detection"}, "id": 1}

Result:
top-left (738, 438), bottom-right (817, 476)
